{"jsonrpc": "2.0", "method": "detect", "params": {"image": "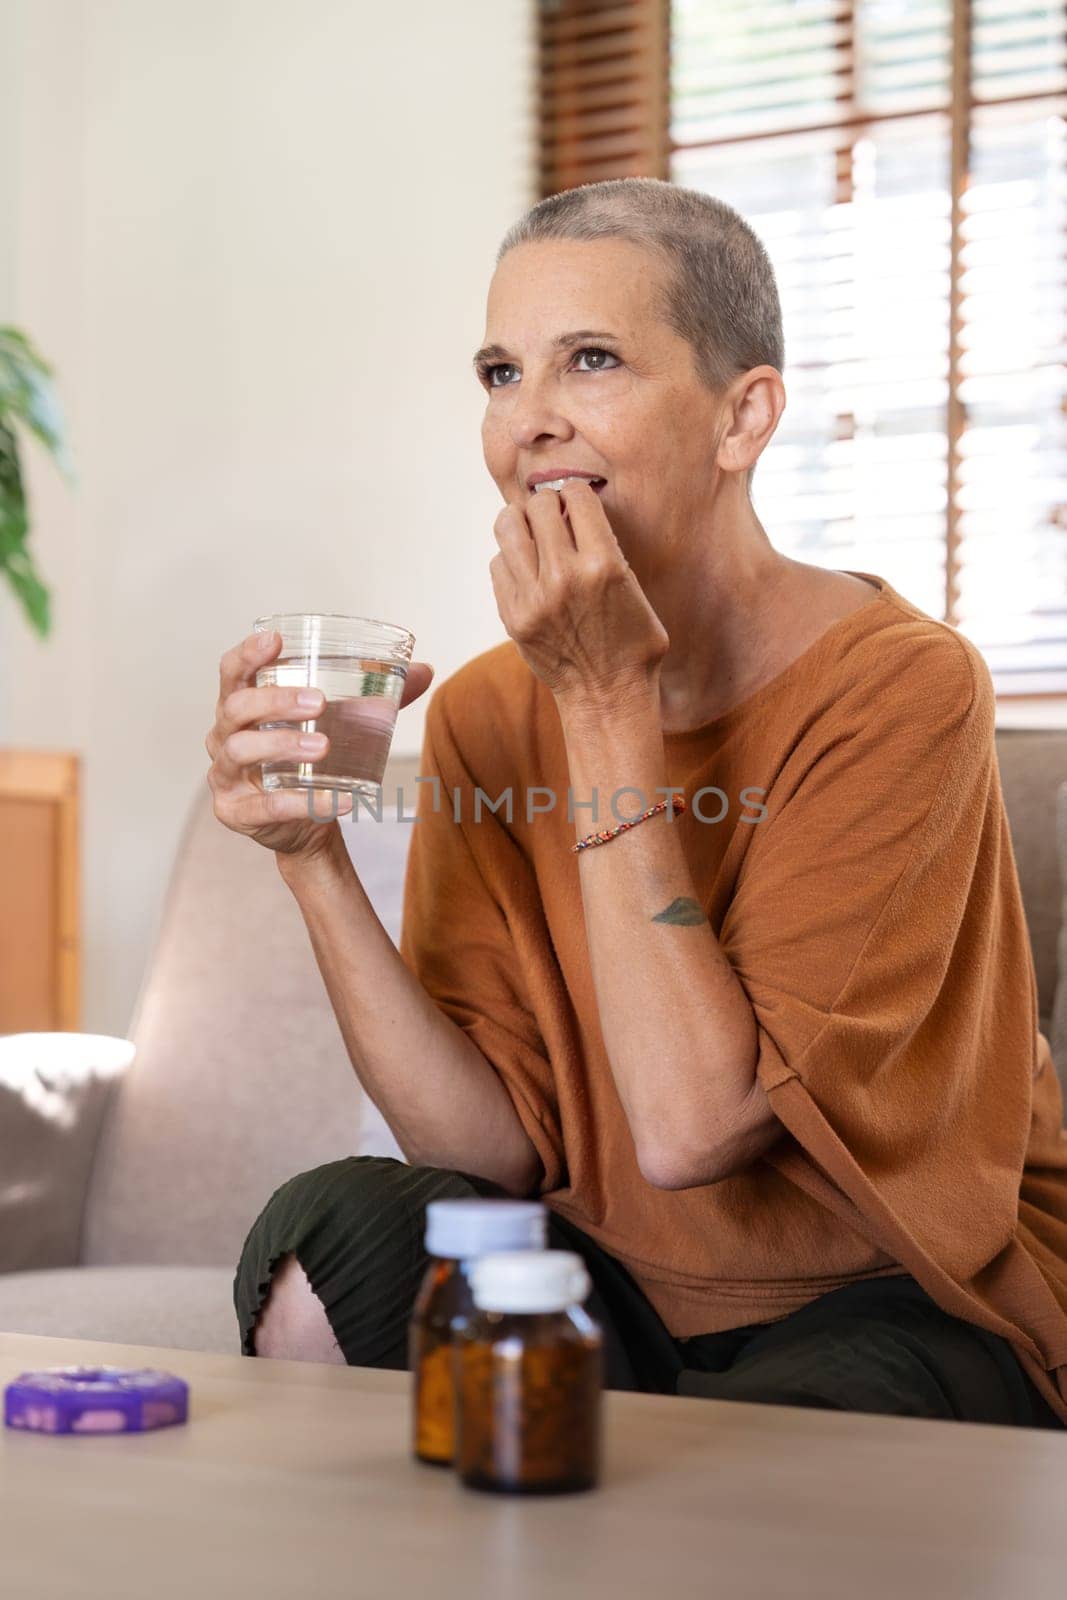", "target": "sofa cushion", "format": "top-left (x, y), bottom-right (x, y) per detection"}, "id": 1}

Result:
top-left (0, 1265), bottom-right (239, 1355)
top-left (994, 729), bottom-right (1067, 1026)
top-left (1049, 782), bottom-right (1067, 1091)
top-left (0, 1035), bottom-right (134, 1274)
top-left (81, 763), bottom-right (416, 1272)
